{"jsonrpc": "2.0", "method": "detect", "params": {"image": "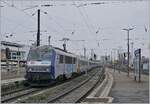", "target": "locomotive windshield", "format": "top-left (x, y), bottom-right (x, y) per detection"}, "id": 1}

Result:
top-left (27, 46), bottom-right (52, 61)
